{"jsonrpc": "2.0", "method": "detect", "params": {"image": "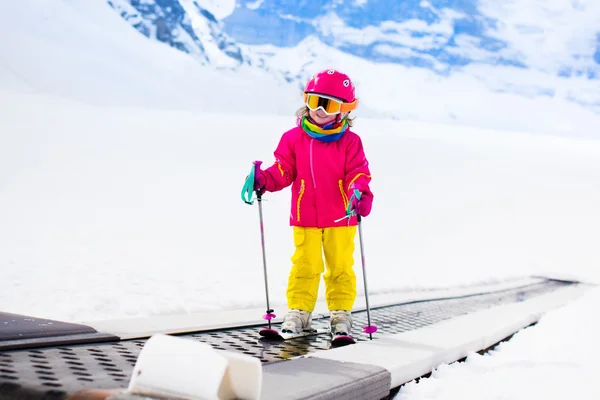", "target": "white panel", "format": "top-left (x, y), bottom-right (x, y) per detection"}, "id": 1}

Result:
top-left (311, 284), bottom-right (590, 388)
